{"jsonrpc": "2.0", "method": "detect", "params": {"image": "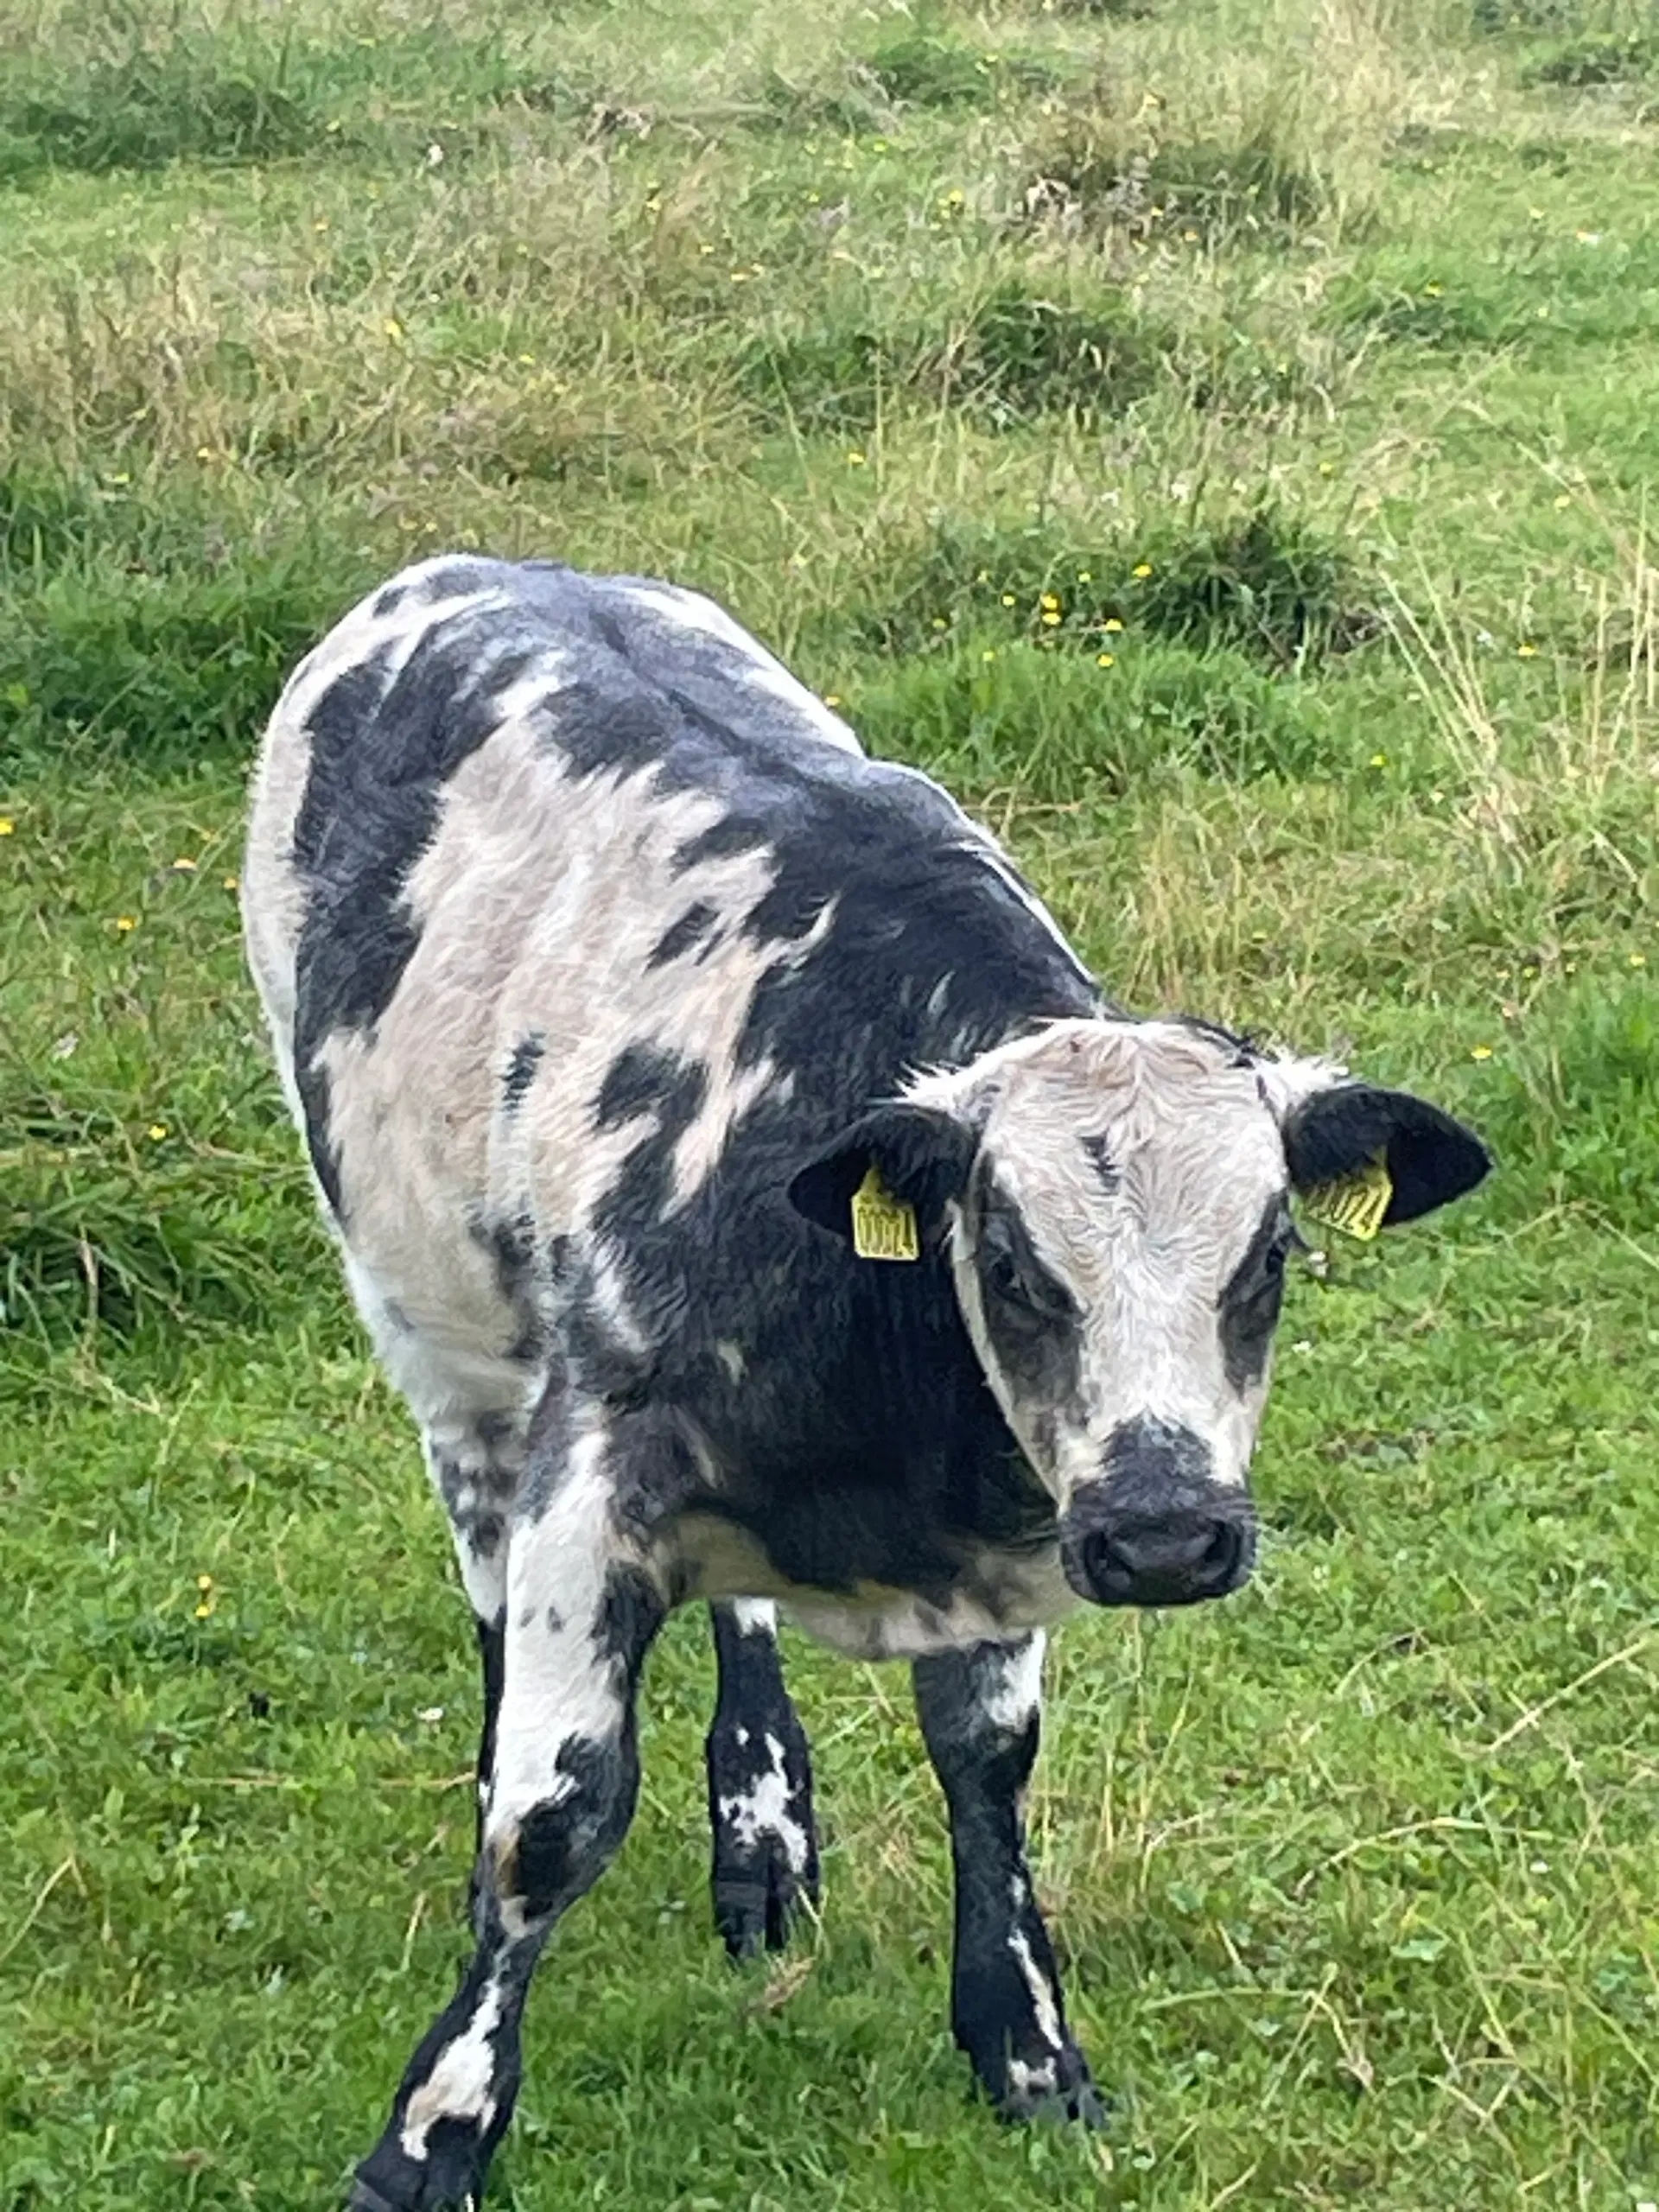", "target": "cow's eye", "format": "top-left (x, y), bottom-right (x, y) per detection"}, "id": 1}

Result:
top-left (980, 1221), bottom-right (1072, 1330)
